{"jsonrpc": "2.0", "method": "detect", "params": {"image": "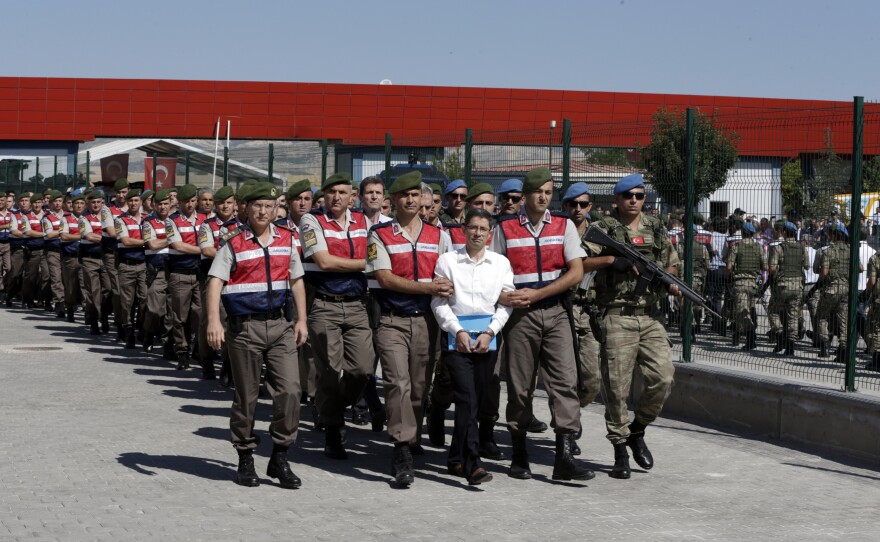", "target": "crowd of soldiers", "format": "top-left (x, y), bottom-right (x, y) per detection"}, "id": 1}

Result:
top-left (2, 167), bottom-right (873, 489)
